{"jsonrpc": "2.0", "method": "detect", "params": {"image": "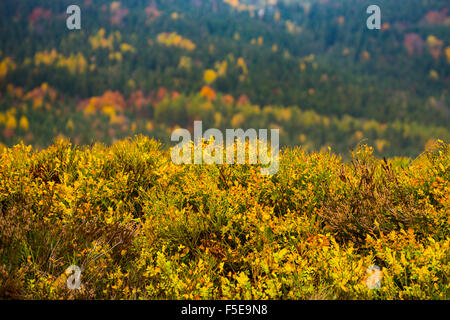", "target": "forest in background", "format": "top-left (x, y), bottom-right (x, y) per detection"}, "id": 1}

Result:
top-left (0, 0), bottom-right (449, 157)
